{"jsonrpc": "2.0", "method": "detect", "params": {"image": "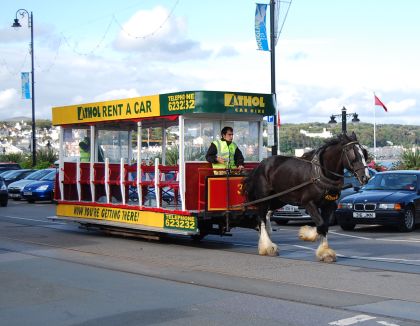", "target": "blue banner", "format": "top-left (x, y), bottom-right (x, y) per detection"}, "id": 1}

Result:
top-left (255, 4), bottom-right (269, 51)
top-left (21, 72), bottom-right (31, 99)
